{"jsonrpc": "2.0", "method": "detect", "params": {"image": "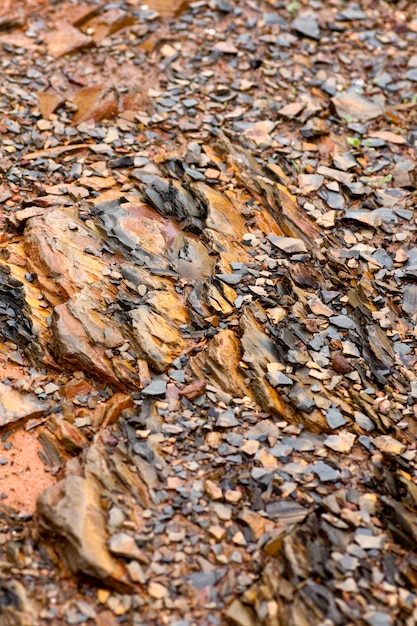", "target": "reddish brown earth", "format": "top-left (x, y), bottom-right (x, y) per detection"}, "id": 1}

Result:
top-left (0, 430), bottom-right (55, 512)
